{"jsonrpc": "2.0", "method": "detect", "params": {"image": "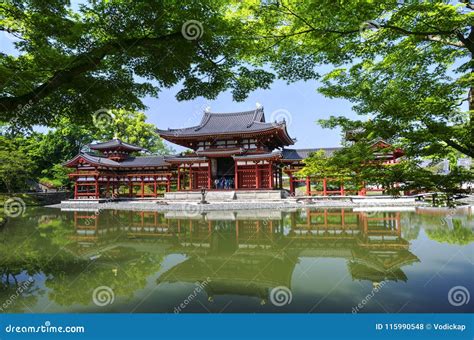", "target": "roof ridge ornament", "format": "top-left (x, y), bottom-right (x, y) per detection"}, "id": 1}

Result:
top-left (247, 105), bottom-right (263, 128)
top-left (195, 111), bottom-right (211, 131)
